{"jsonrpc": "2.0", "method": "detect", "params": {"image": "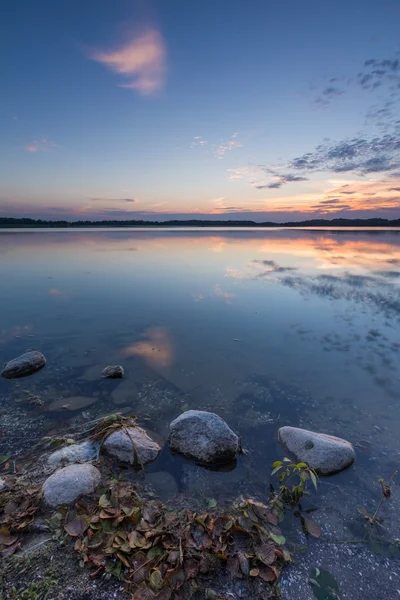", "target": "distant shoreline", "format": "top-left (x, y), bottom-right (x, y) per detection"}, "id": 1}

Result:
top-left (1, 217), bottom-right (400, 229)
